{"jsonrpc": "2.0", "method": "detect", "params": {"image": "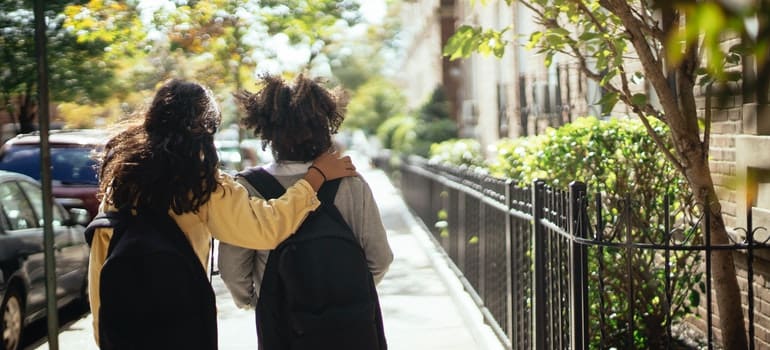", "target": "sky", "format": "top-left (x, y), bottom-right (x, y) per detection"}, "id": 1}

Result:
top-left (359, 0), bottom-right (386, 24)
